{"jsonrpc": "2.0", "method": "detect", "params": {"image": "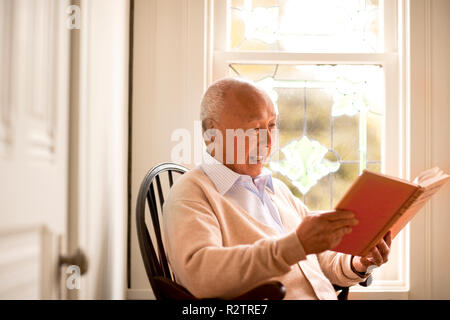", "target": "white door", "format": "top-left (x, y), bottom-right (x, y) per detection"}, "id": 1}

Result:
top-left (0, 0), bottom-right (71, 299)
